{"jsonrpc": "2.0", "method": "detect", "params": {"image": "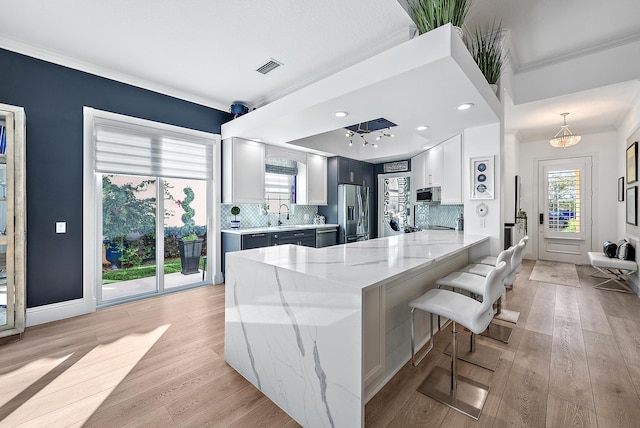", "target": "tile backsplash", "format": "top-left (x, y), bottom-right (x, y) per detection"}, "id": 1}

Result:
top-left (221, 204), bottom-right (318, 229)
top-left (414, 203), bottom-right (463, 229)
